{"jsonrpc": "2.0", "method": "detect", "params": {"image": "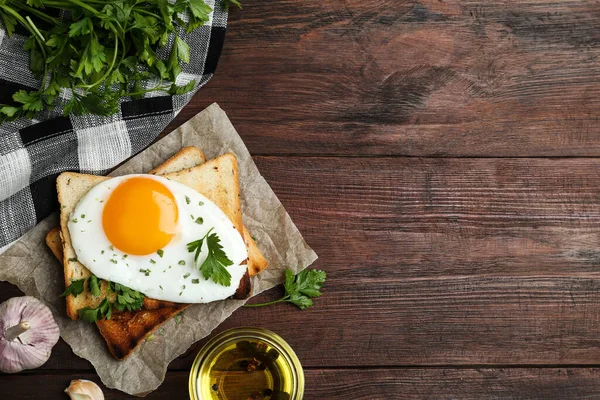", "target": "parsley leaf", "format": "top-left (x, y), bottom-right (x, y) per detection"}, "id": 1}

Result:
top-left (62, 278), bottom-right (86, 297)
top-left (187, 228), bottom-right (233, 286)
top-left (111, 282), bottom-right (145, 312)
top-left (70, 275), bottom-right (145, 322)
top-left (88, 275), bottom-right (102, 297)
top-left (244, 269), bottom-right (326, 310)
top-left (79, 298), bottom-right (112, 322)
